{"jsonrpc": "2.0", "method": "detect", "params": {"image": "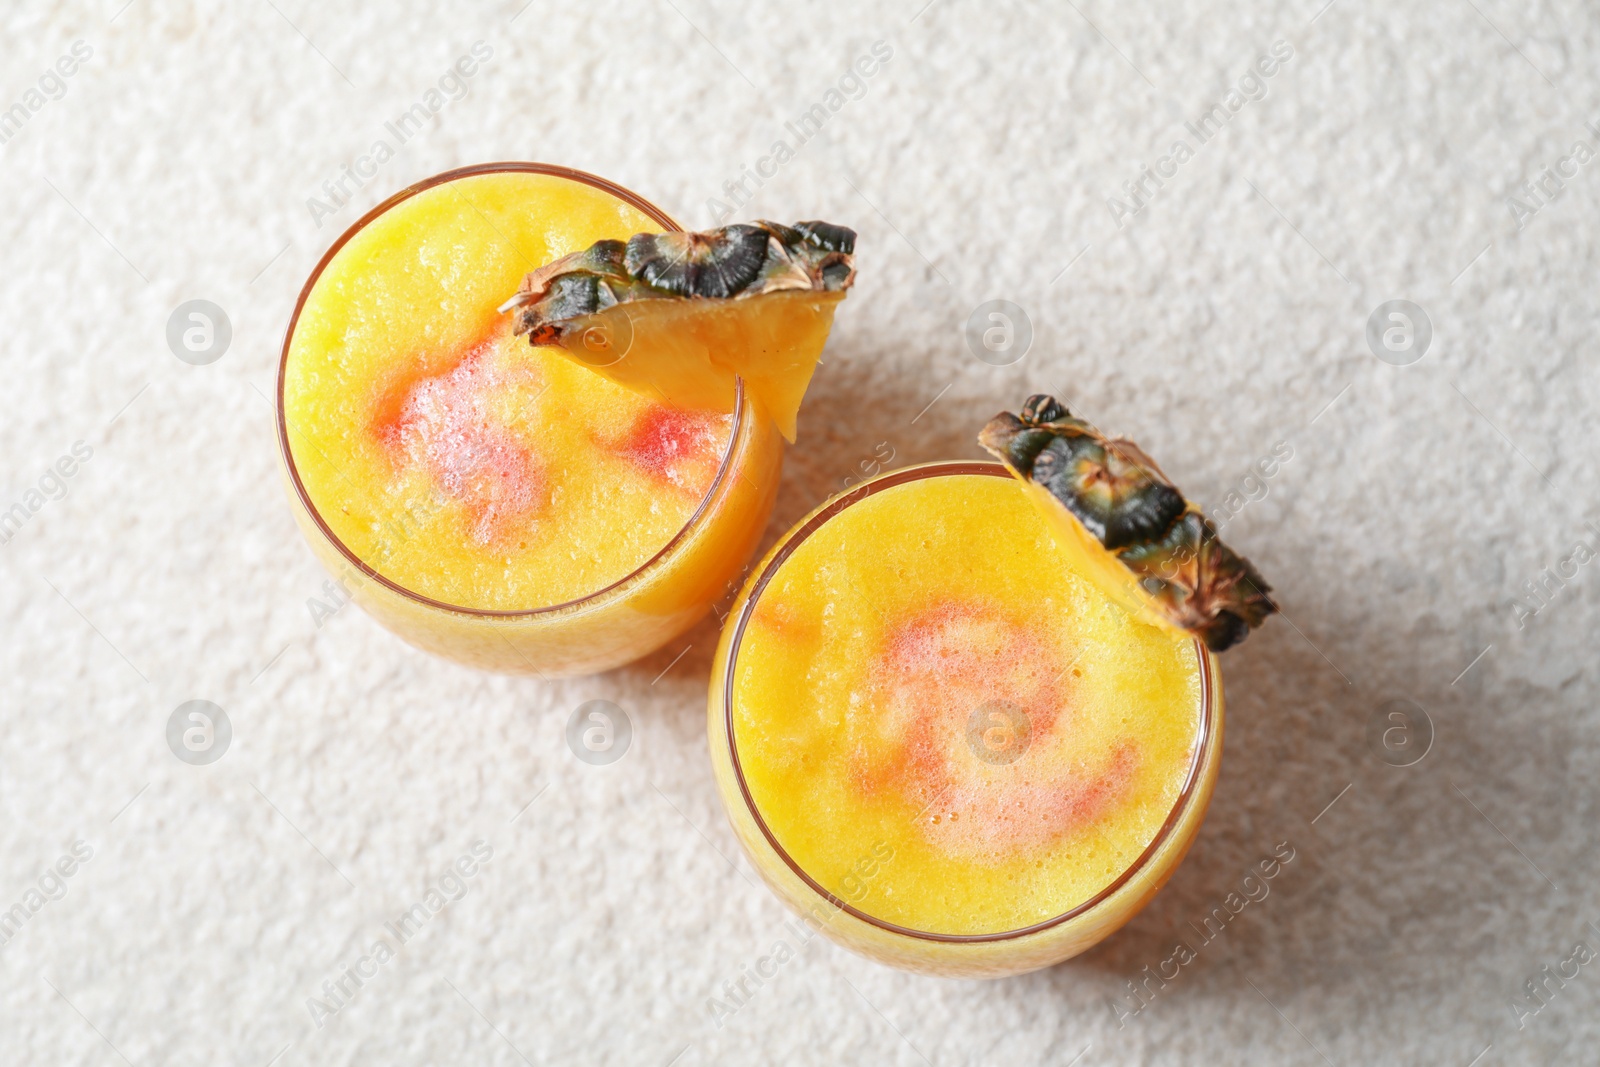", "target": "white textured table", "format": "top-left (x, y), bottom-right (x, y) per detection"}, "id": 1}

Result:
top-left (2, 2), bottom-right (1597, 1064)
